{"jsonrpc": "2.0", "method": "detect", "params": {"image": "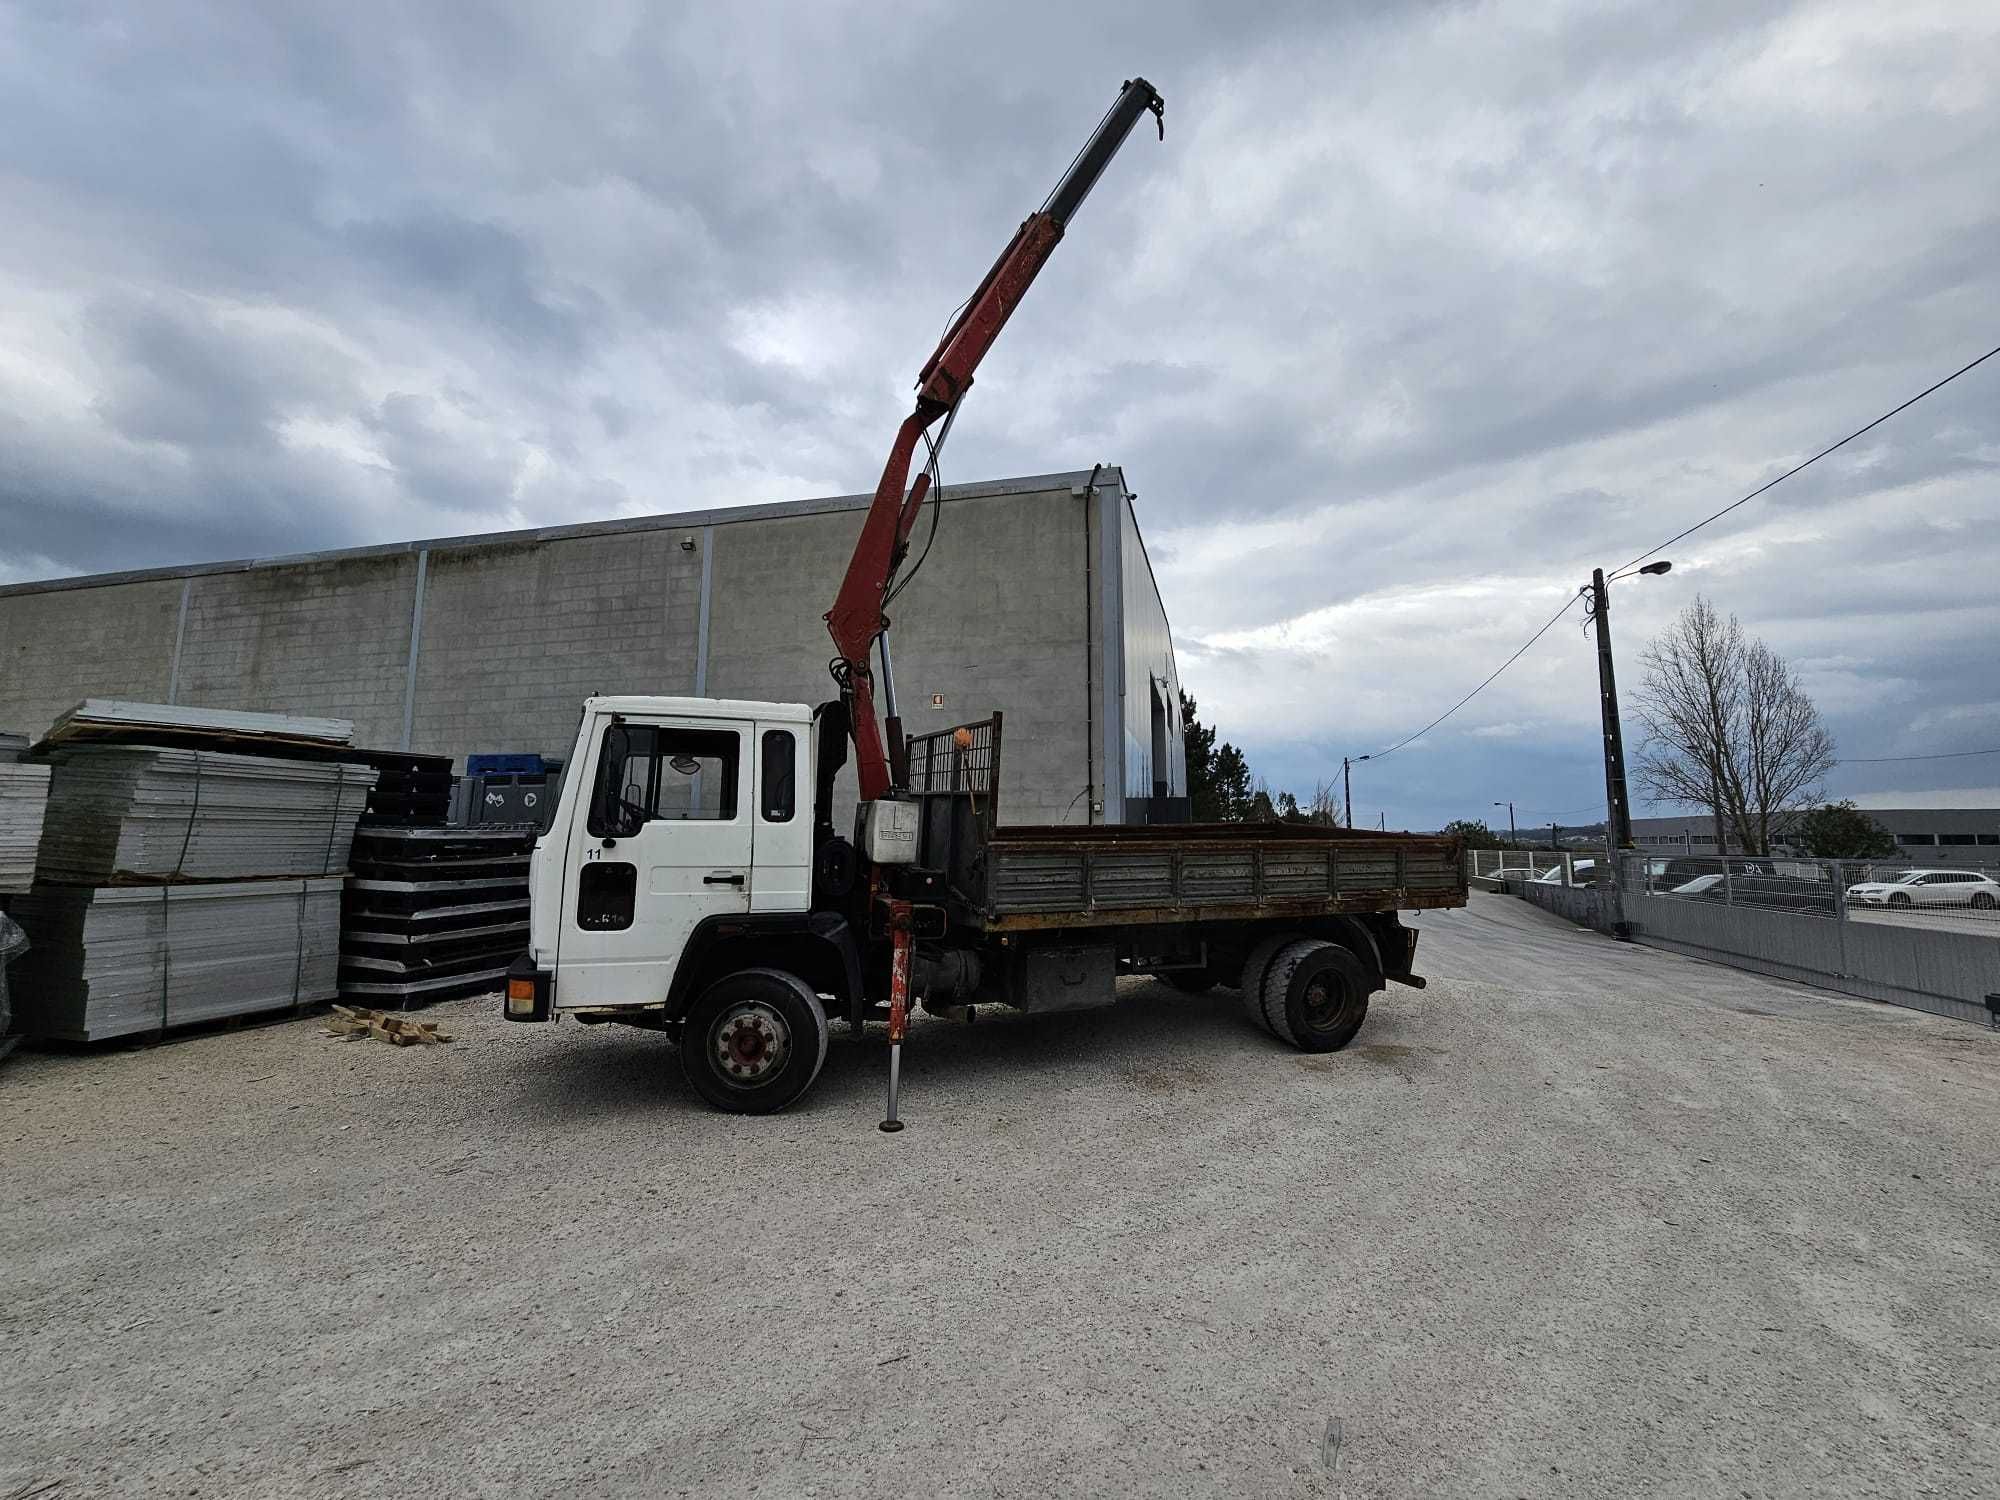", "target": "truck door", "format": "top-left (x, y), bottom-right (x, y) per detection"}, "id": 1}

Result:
top-left (751, 722), bottom-right (811, 913)
top-left (558, 717), bottom-right (751, 1007)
